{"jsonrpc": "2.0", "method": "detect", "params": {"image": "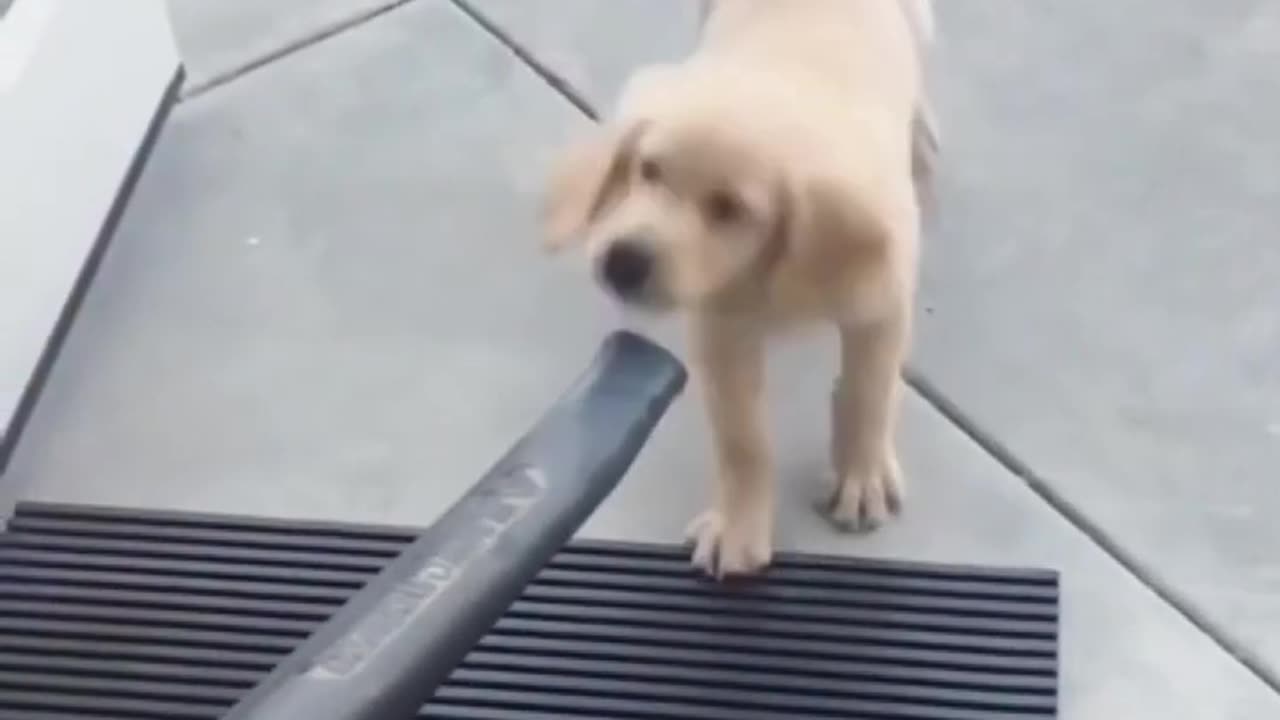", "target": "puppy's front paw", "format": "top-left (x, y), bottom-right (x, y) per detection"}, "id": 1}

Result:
top-left (821, 453), bottom-right (904, 533)
top-left (685, 509), bottom-right (772, 579)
